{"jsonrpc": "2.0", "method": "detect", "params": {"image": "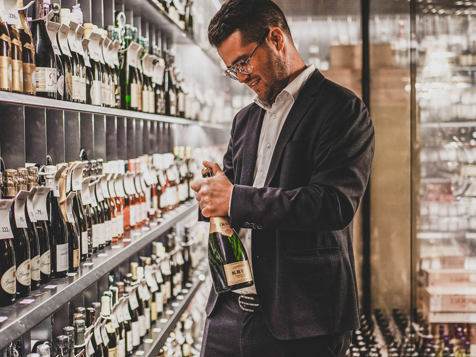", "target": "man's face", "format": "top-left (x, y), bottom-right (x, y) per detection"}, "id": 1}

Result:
top-left (217, 30), bottom-right (288, 105)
